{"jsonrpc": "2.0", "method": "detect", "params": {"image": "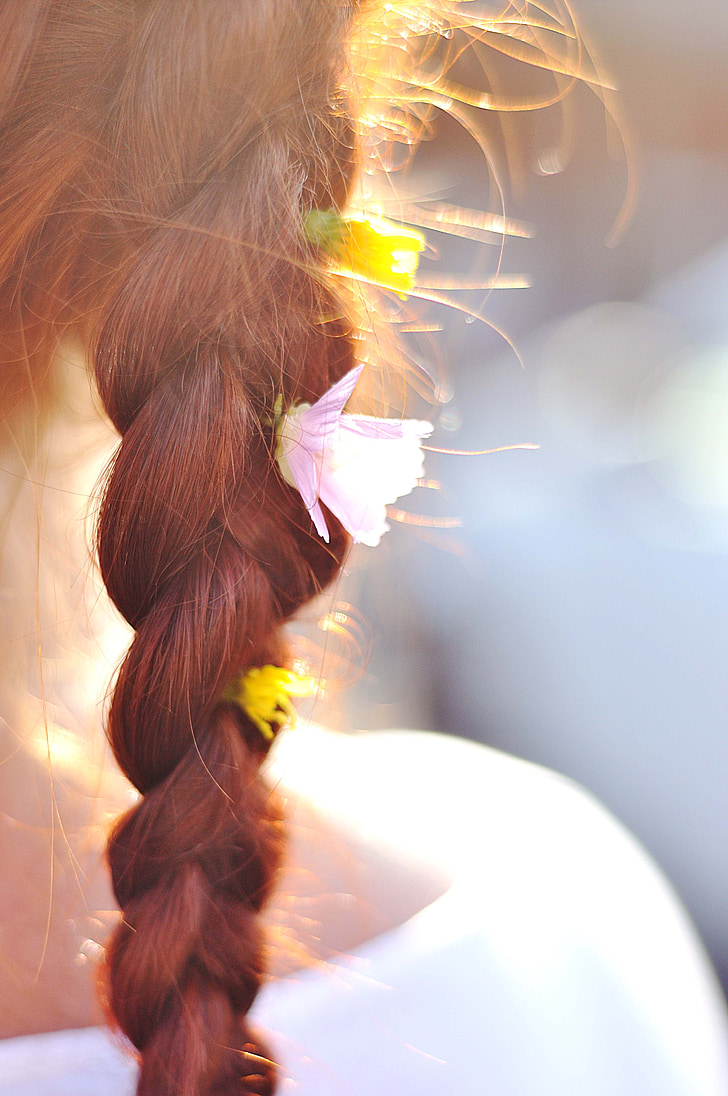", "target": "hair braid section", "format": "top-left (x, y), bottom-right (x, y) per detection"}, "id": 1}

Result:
top-left (106, 709), bottom-right (283, 1095)
top-left (88, 3), bottom-right (361, 1092)
top-left (98, 295), bottom-right (351, 1093)
top-left (0, 0), bottom-right (362, 1088)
